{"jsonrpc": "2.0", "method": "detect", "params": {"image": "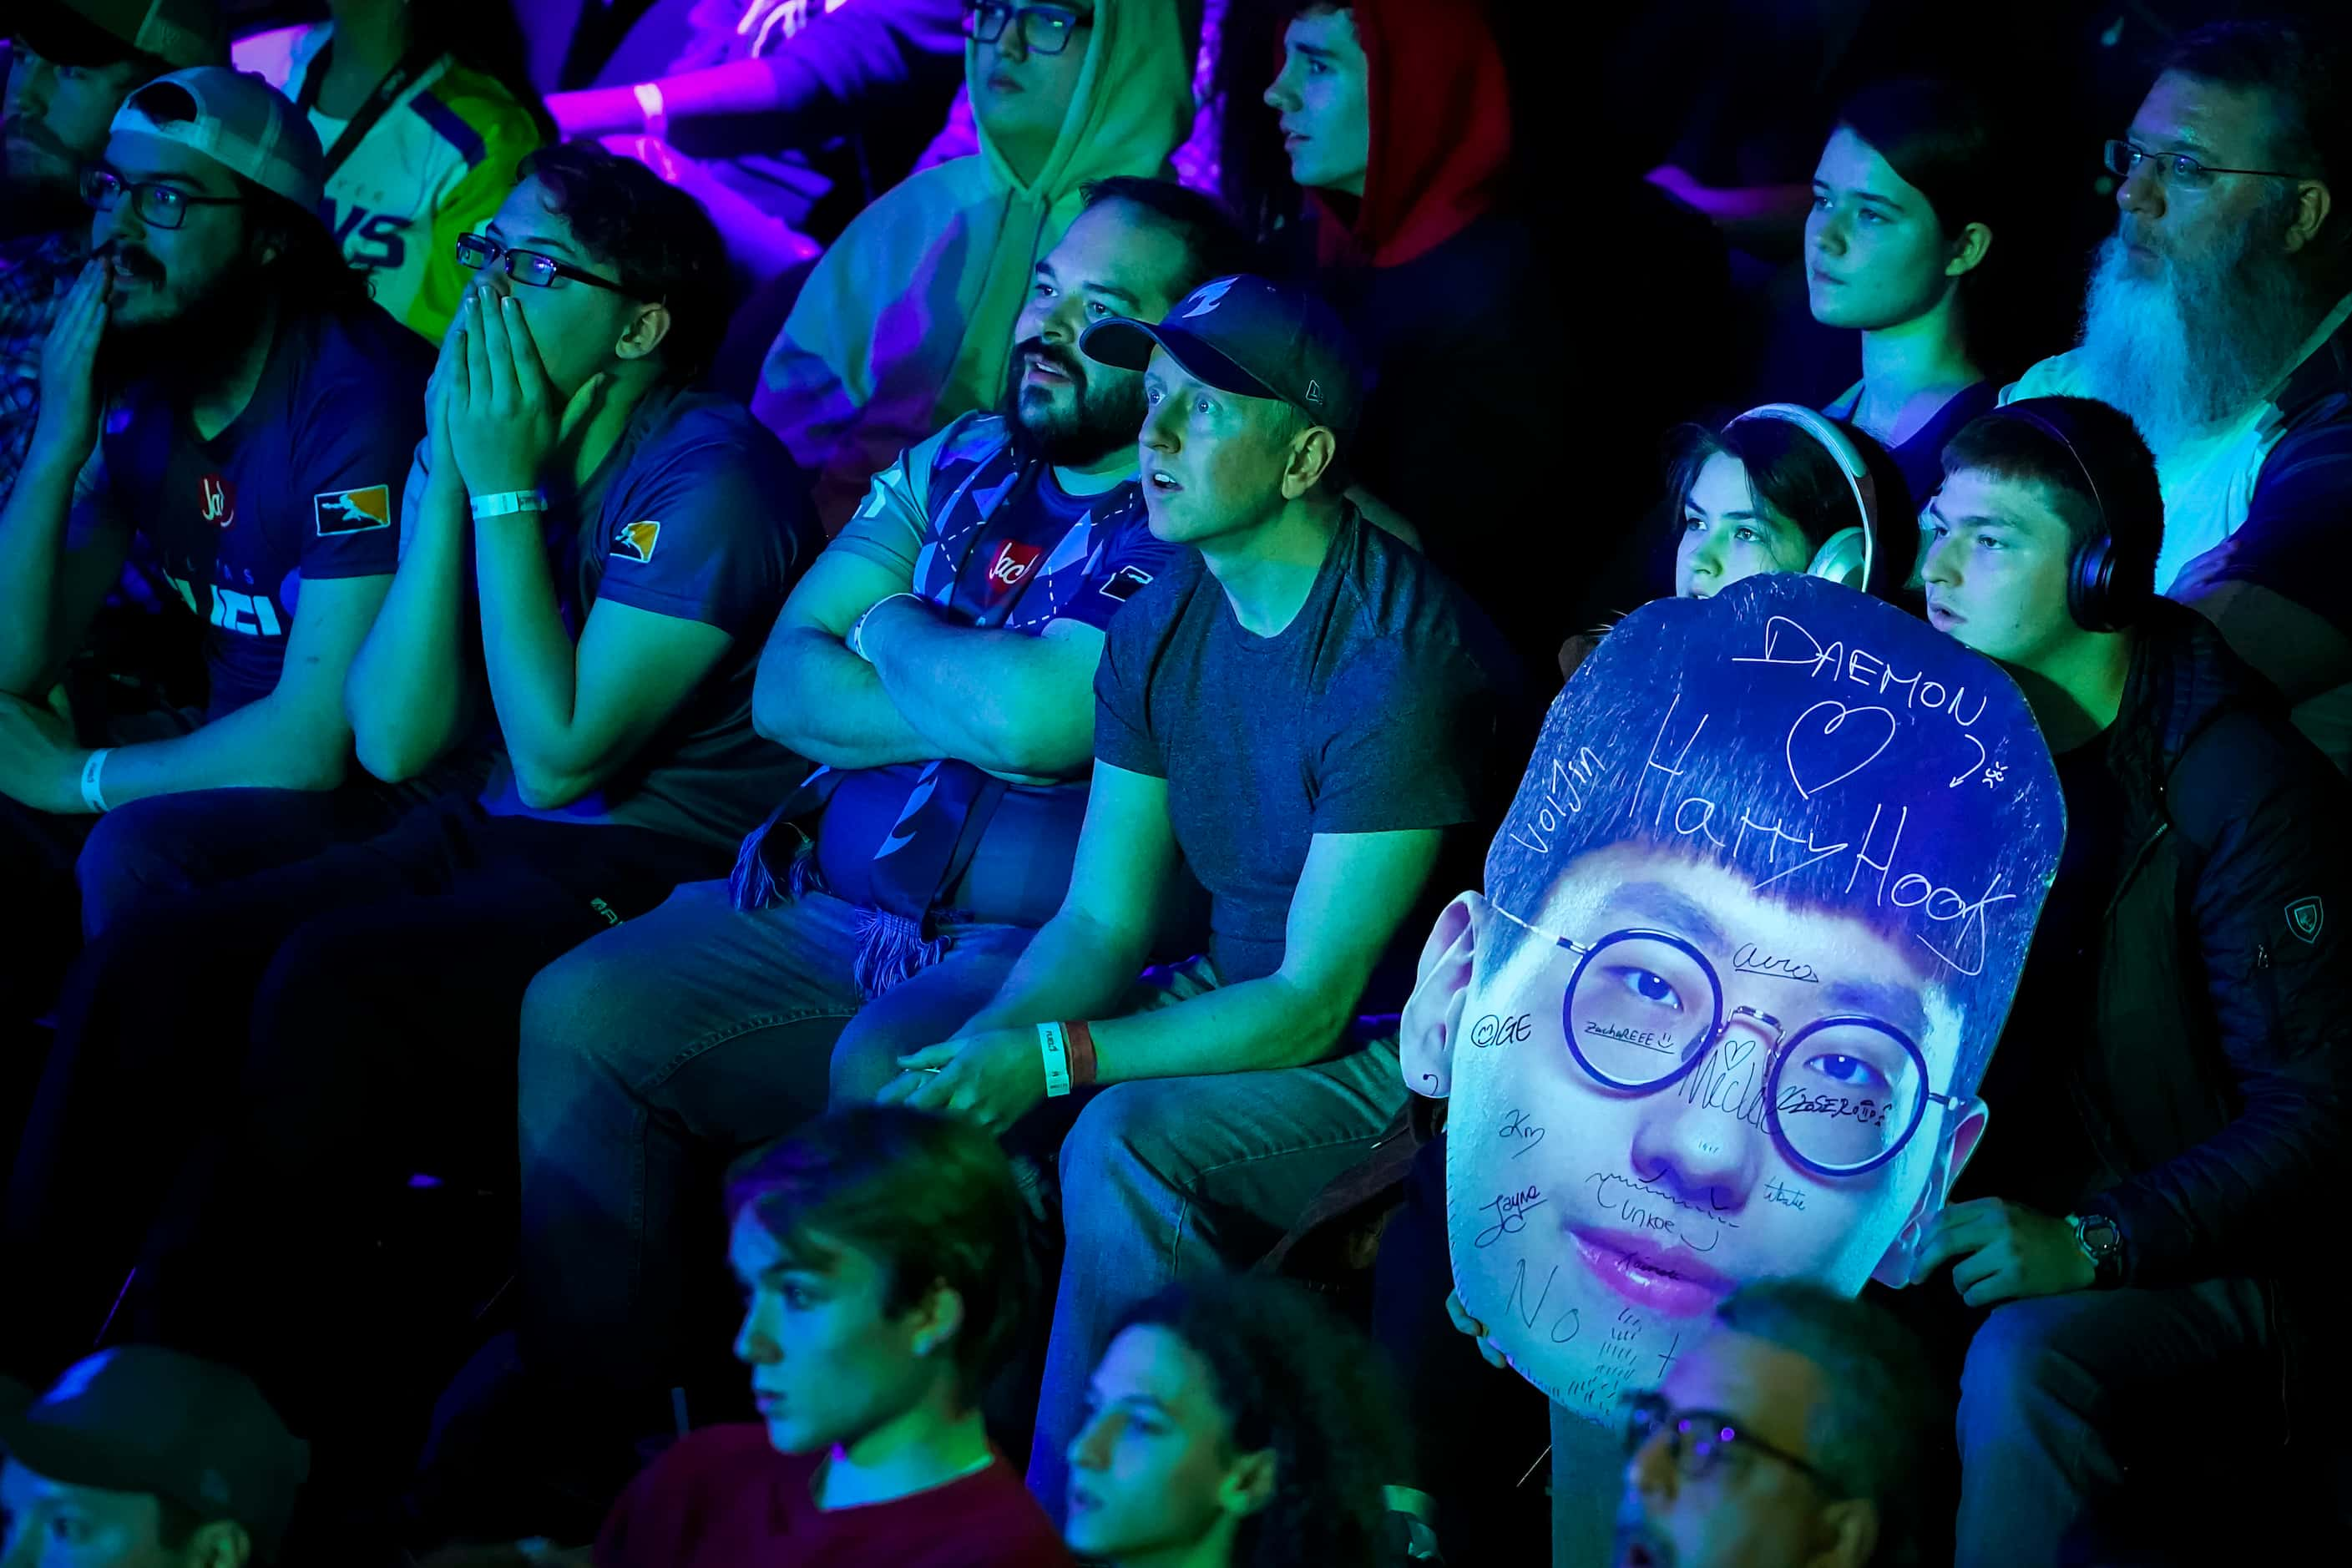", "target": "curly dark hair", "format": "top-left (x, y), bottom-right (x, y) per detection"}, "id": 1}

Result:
top-left (514, 142), bottom-right (736, 382)
top-left (1112, 1275), bottom-right (1404, 1568)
